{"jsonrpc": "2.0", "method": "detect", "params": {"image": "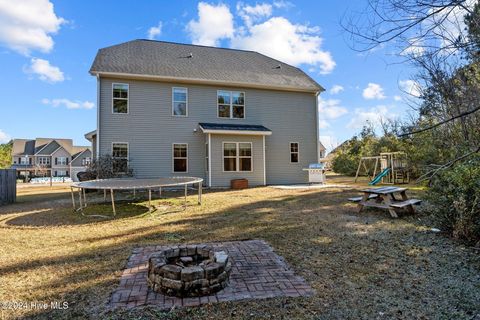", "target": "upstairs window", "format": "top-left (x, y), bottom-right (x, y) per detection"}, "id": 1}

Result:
top-left (218, 91), bottom-right (245, 119)
top-left (173, 144), bottom-right (188, 172)
top-left (290, 142), bottom-right (299, 163)
top-left (55, 157), bottom-right (68, 166)
top-left (56, 157), bottom-right (68, 165)
top-left (172, 87), bottom-right (188, 116)
top-left (38, 157), bottom-right (50, 165)
top-left (82, 157), bottom-right (91, 166)
top-left (112, 83), bottom-right (129, 114)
